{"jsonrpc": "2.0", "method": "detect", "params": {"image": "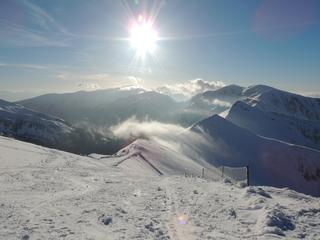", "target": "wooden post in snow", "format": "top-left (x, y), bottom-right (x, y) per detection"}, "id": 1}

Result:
top-left (246, 165), bottom-right (250, 186)
top-left (221, 166), bottom-right (224, 178)
top-left (201, 168), bottom-right (205, 178)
